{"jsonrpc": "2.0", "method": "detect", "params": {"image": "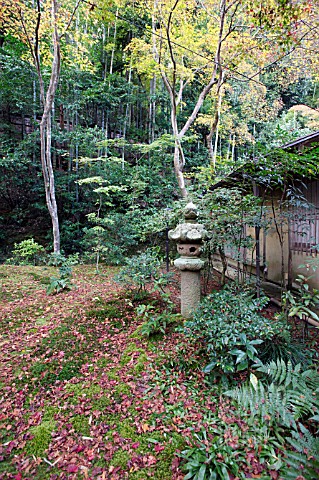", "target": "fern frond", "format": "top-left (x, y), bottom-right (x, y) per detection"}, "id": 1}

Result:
top-left (256, 359), bottom-right (294, 386)
top-left (225, 381), bottom-right (295, 429)
top-left (301, 369), bottom-right (319, 392)
top-left (226, 361), bottom-right (319, 432)
top-left (284, 426), bottom-right (319, 480)
top-left (284, 450), bottom-right (319, 480)
top-left (280, 419), bottom-right (319, 478)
